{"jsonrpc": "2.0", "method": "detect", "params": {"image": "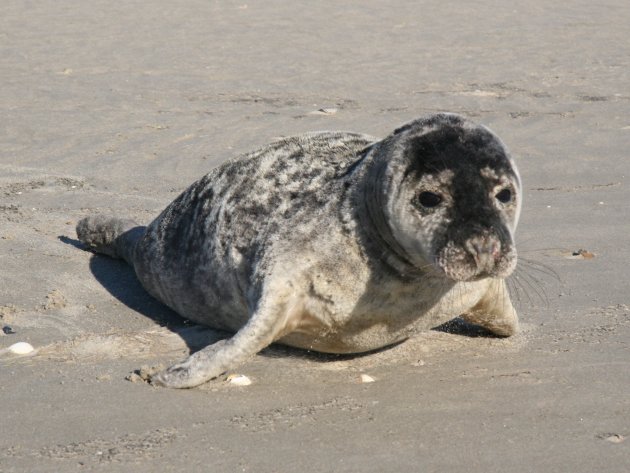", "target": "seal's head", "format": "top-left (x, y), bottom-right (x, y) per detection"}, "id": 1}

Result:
top-left (368, 113), bottom-right (521, 282)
